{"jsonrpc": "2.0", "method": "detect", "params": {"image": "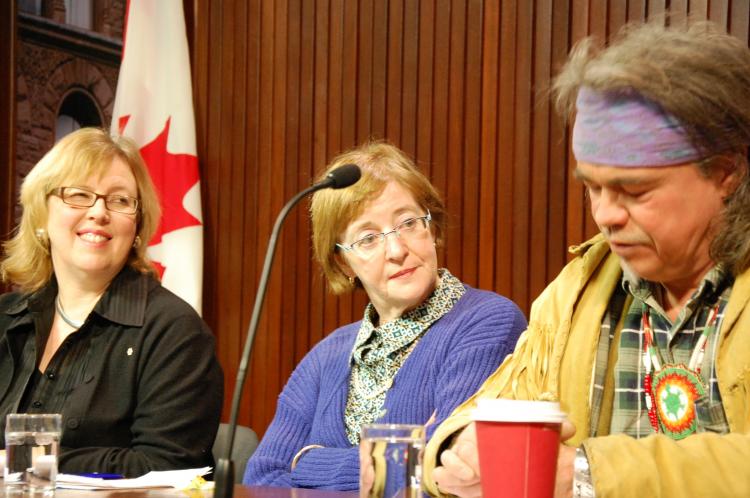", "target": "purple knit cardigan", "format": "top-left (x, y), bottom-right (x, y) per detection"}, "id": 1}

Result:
top-left (243, 285), bottom-right (526, 490)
